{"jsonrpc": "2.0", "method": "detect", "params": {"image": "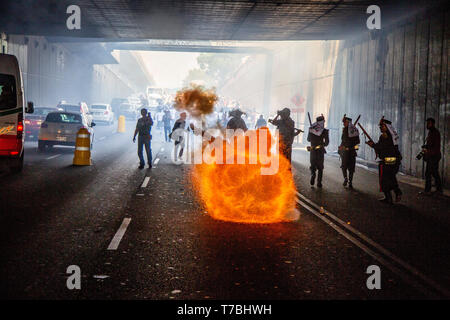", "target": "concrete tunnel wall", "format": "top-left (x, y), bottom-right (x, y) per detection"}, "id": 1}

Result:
top-left (328, 9), bottom-right (450, 188)
top-left (4, 35), bottom-right (136, 107)
top-left (220, 9), bottom-right (449, 188)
